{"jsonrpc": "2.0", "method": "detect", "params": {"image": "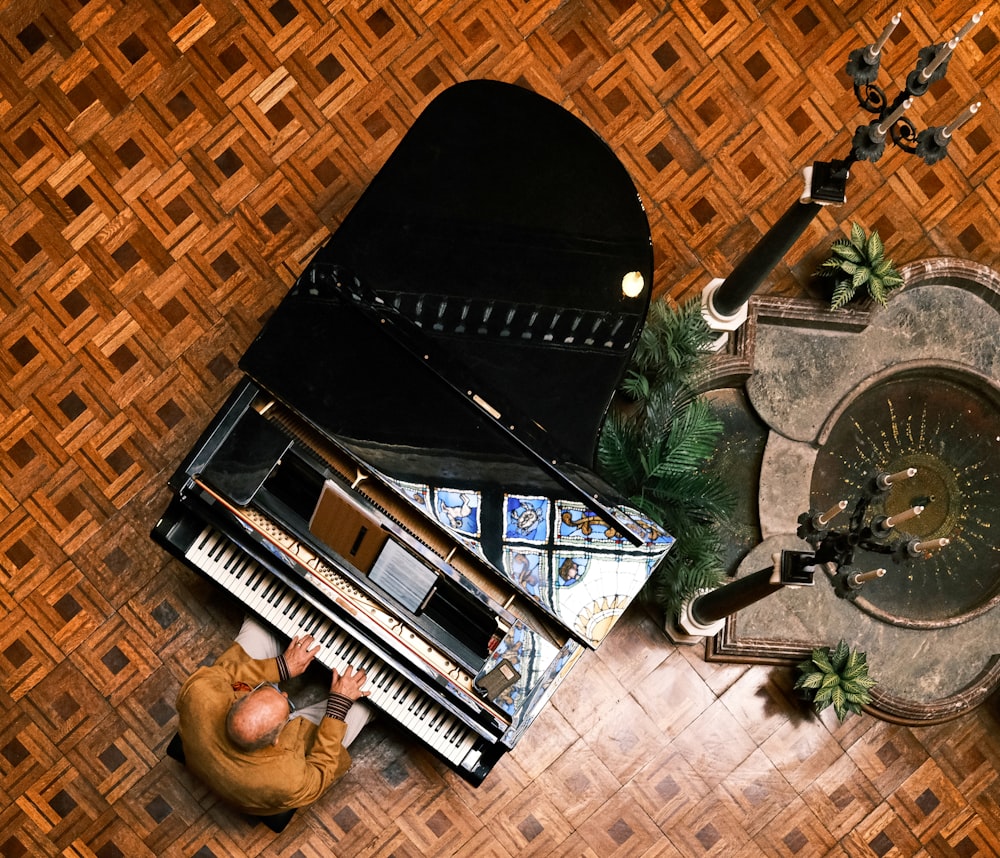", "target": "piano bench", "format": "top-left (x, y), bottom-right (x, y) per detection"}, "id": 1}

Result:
top-left (165, 732), bottom-right (296, 834)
